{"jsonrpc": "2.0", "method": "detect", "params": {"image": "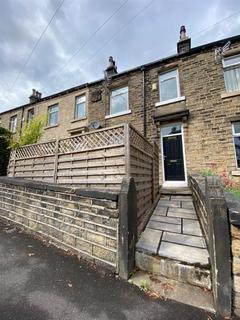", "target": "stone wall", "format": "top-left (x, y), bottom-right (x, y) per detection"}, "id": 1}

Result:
top-left (0, 177), bottom-right (119, 270)
top-left (189, 175), bottom-right (232, 317)
top-left (230, 224), bottom-right (240, 317)
top-left (225, 191), bottom-right (240, 318)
